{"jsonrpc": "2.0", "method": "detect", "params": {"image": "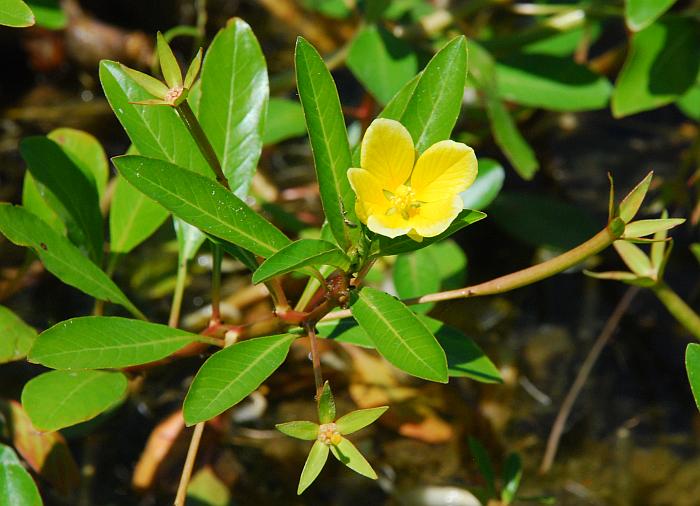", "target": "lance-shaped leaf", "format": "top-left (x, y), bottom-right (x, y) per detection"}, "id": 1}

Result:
top-left (298, 440), bottom-right (329, 494)
top-left (252, 239), bottom-right (350, 284)
top-left (0, 0), bottom-right (34, 27)
top-left (110, 174), bottom-right (169, 254)
top-left (317, 381), bottom-right (336, 424)
top-left (329, 438), bottom-right (377, 479)
top-left (48, 128), bottom-right (109, 199)
top-left (351, 287), bottom-right (448, 382)
top-left (625, 0), bottom-right (678, 31)
top-left (199, 18), bottom-right (268, 196)
top-left (0, 305), bottom-right (36, 364)
top-left (29, 316), bottom-right (204, 369)
top-left (613, 240), bottom-right (653, 277)
top-left (377, 209), bottom-right (485, 256)
top-left (263, 98), bottom-right (306, 145)
top-left (501, 453), bottom-right (523, 504)
top-left (618, 171), bottom-right (653, 222)
top-left (0, 205), bottom-right (143, 319)
top-left (315, 318), bottom-right (375, 348)
top-left (622, 218), bottom-right (685, 239)
top-left (22, 370), bottom-right (127, 431)
top-left (295, 37), bottom-right (359, 250)
top-left (686, 343), bottom-right (700, 410)
top-left (99, 60), bottom-right (210, 176)
top-left (469, 437), bottom-right (496, 498)
top-left (21, 136), bottom-right (104, 262)
top-left (380, 36), bottom-right (467, 153)
top-left (0, 444), bottom-right (42, 506)
top-left (486, 96), bottom-right (538, 180)
top-left (276, 421), bottom-right (319, 440)
top-left (184, 334), bottom-right (296, 425)
top-left (113, 155), bottom-right (290, 258)
top-left (336, 407), bottom-right (388, 435)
